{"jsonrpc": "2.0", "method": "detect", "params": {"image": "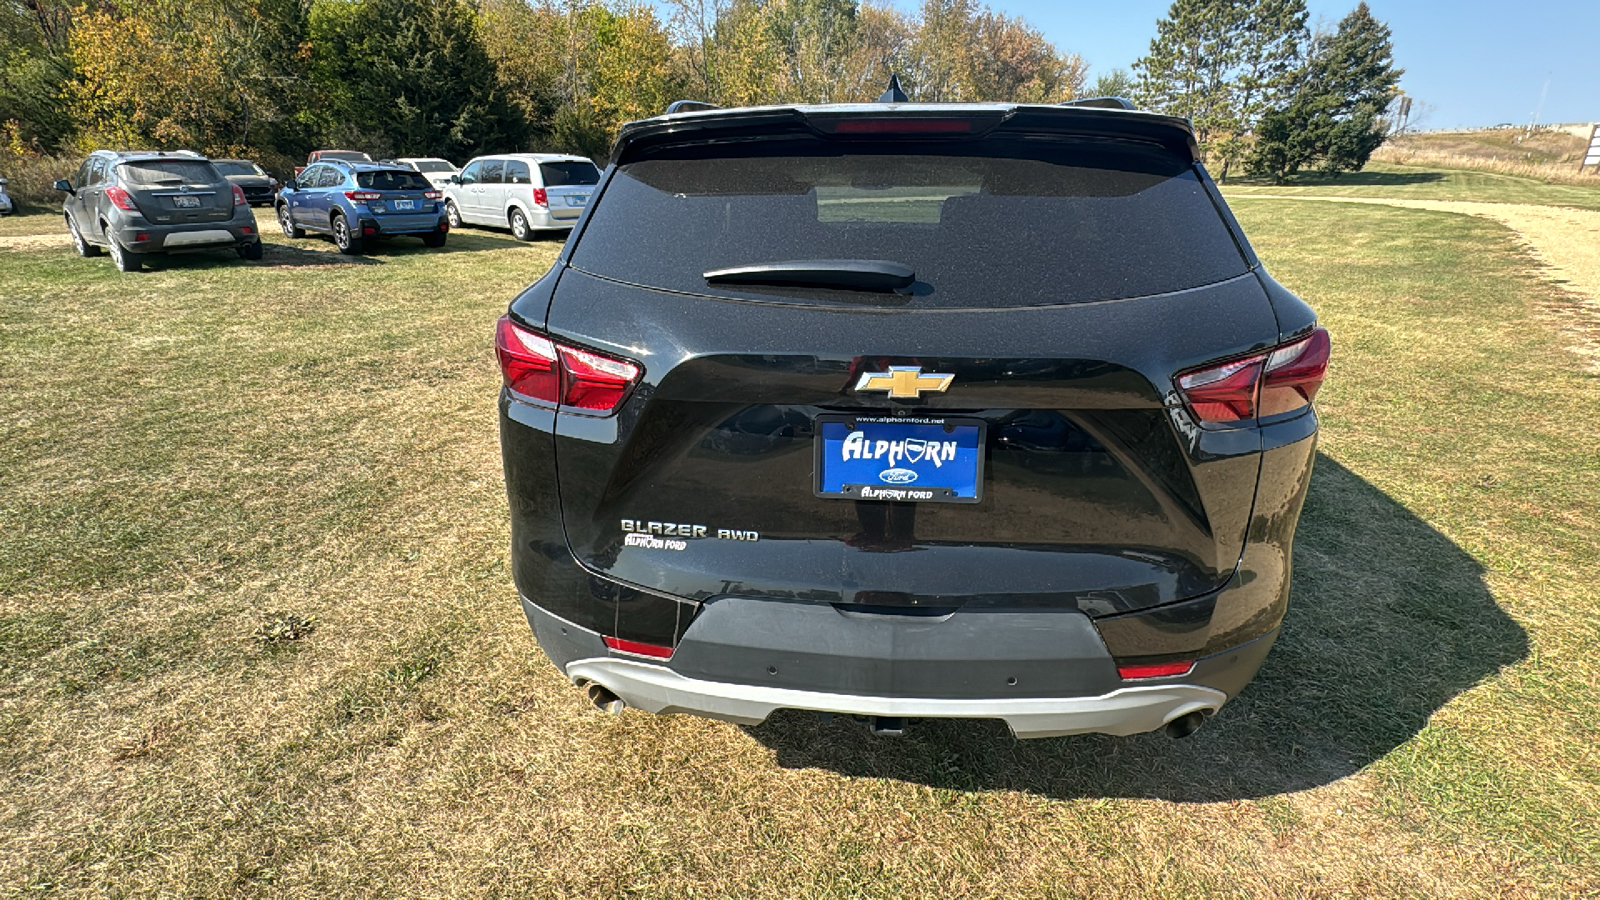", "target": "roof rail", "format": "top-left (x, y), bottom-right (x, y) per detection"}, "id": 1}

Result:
top-left (1061, 97), bottom-right (1137, 111)
top-left (664, 100), bottom-right (720, 115)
